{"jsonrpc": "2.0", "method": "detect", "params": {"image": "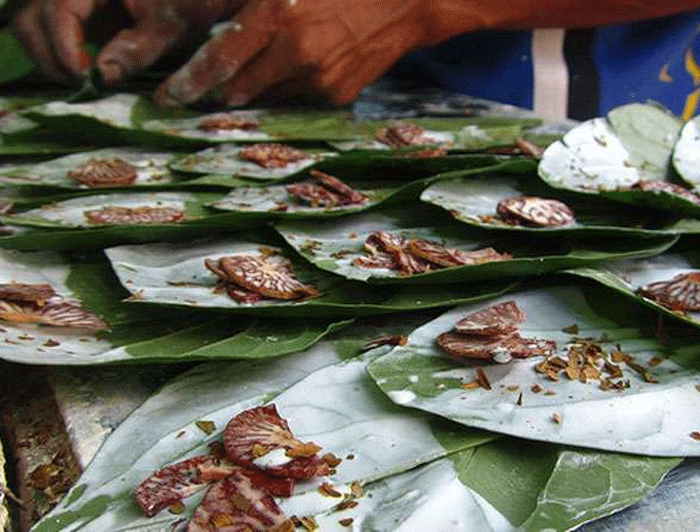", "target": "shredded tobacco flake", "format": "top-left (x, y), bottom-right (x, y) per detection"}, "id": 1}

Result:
top-left (195, 420), bottom-right (216, 435)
